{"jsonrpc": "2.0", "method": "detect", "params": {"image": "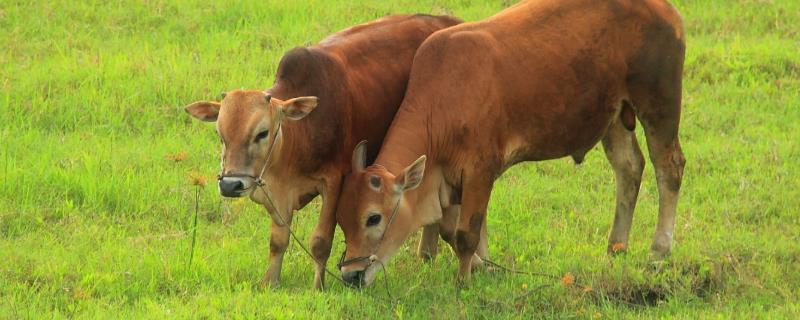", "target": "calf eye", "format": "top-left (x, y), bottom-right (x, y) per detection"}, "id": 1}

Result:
top-left (254, 130), bottom-right (269, 143)
top-left (366, 214), bottom-right (382, 227)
